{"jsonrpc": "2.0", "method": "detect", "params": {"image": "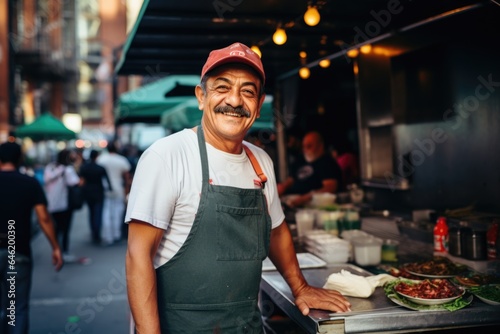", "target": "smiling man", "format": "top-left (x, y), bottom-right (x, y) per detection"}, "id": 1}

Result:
top-left (125, 42), bottom-right (350, 334)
